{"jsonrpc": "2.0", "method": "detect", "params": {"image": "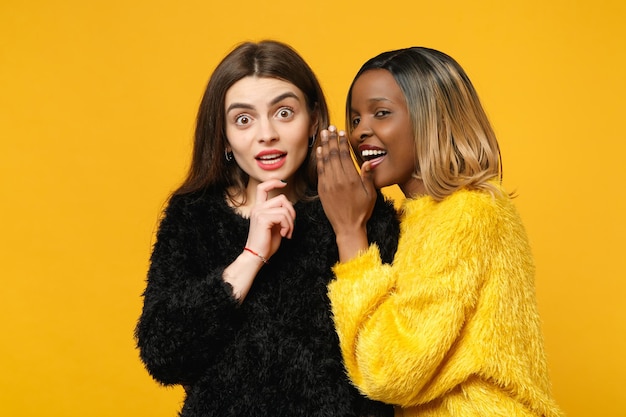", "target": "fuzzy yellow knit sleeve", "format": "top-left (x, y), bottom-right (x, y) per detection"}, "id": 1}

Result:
top-left (328, 190), bottom-right (537, 408)
top-left (329, 245), bottom-right (395, 391)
